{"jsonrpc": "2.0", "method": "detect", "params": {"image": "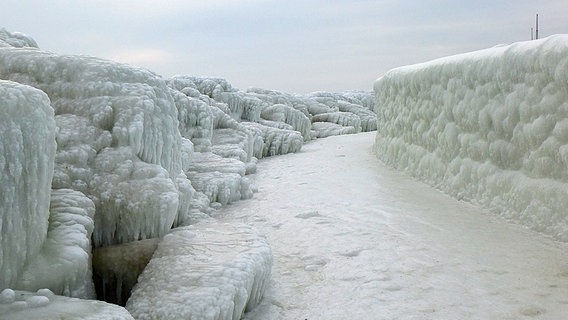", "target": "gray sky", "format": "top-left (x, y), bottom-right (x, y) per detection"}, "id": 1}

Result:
top-left (1, 0), bottom-right (567, 93)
